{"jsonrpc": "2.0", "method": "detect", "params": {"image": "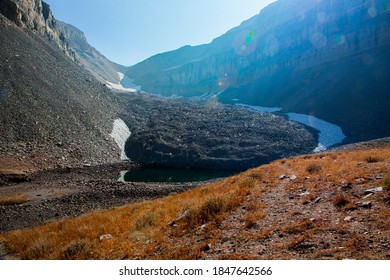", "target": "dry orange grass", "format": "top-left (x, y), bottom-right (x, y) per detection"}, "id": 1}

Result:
top-left (382, 172), bottom-right (390, 191)
top-left (0, 193), bottom-right (28, 206)
top-left (1, 175), bottom-right (255, 259)
top-left (1, 147), bottom-right (389, 259)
